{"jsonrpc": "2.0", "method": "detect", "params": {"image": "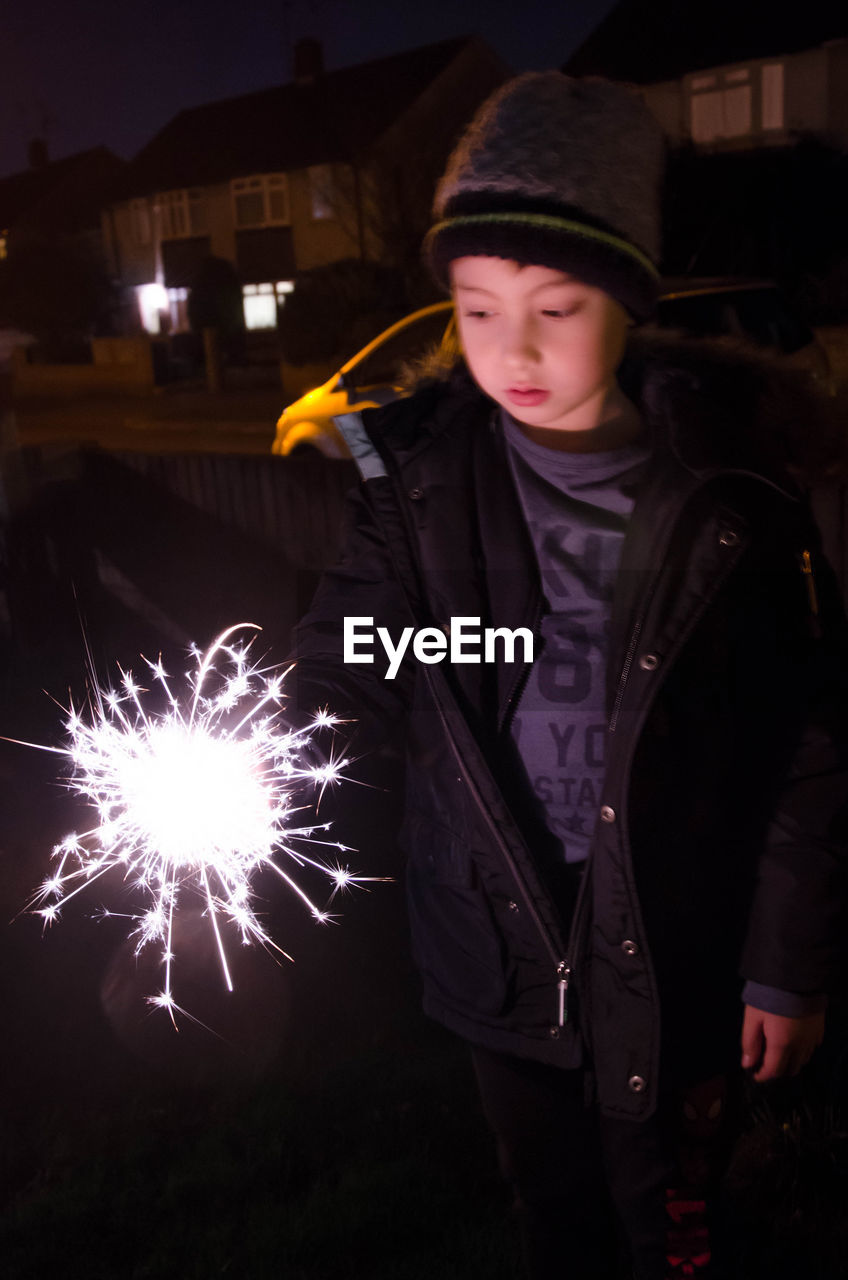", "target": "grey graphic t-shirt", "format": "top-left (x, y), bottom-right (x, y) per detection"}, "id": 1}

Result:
top-left (502, 410), bottom-right (650, 863)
